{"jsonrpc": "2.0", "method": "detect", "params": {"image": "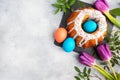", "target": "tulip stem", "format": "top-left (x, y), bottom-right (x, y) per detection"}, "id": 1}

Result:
top-left (104, 12), bottom-right (120, 29)
top-left (108, 60), bottom-right (118, 80)
top-left (93, 64), bottom-right (114, 80)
